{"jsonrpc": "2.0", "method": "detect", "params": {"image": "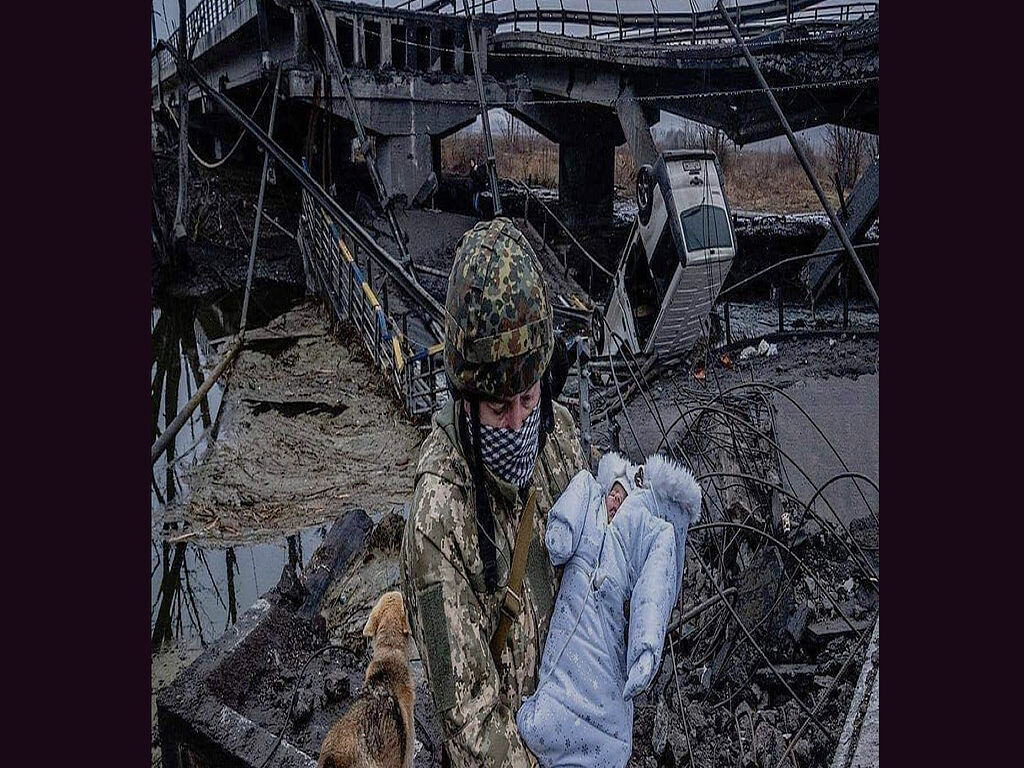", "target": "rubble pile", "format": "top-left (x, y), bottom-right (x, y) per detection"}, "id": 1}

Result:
top-left (627, 389), bottom-right (879, 768)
